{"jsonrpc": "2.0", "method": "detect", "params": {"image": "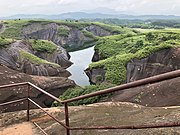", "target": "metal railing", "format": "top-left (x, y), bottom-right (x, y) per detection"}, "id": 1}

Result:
top-left (0, 69), bottom-right (180, 135)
